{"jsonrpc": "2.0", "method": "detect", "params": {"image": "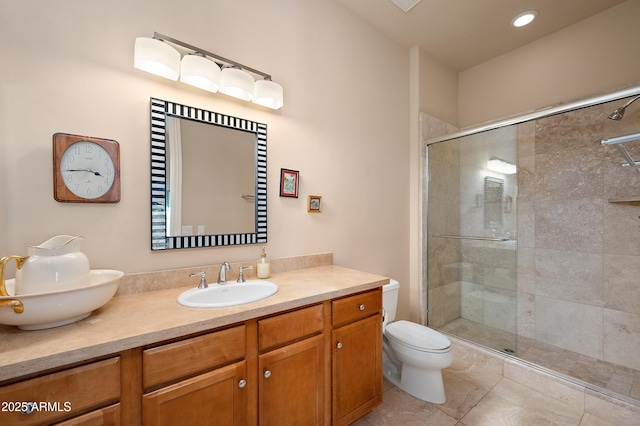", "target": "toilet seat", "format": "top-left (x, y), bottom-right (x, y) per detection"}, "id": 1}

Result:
top-left (385, 320), bottom-right (451, 353)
